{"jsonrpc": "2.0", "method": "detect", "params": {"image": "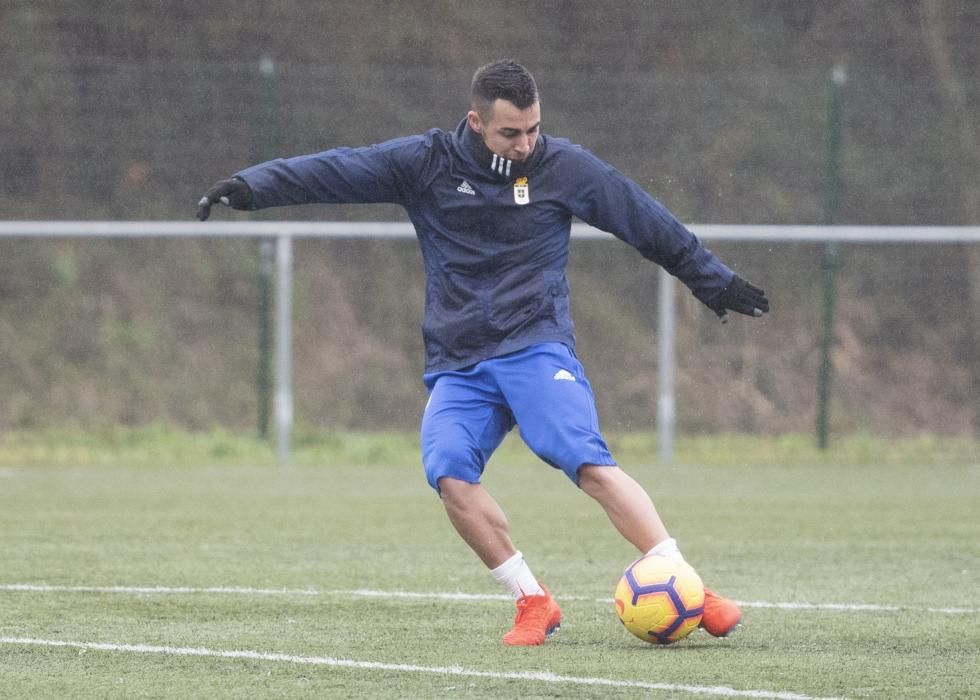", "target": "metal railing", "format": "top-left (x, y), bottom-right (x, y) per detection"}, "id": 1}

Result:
top-left (3, 221), bottom-right (979, 462)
